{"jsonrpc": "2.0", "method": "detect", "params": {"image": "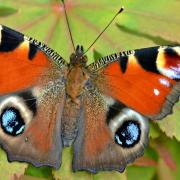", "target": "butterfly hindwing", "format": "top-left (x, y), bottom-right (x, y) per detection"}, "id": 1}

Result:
top-left (73, 87), bottom-right (149, 172)
top-left (0, 87), bottom-right (65, 168)
top-left (0, 25), bottom-right (67, 168)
